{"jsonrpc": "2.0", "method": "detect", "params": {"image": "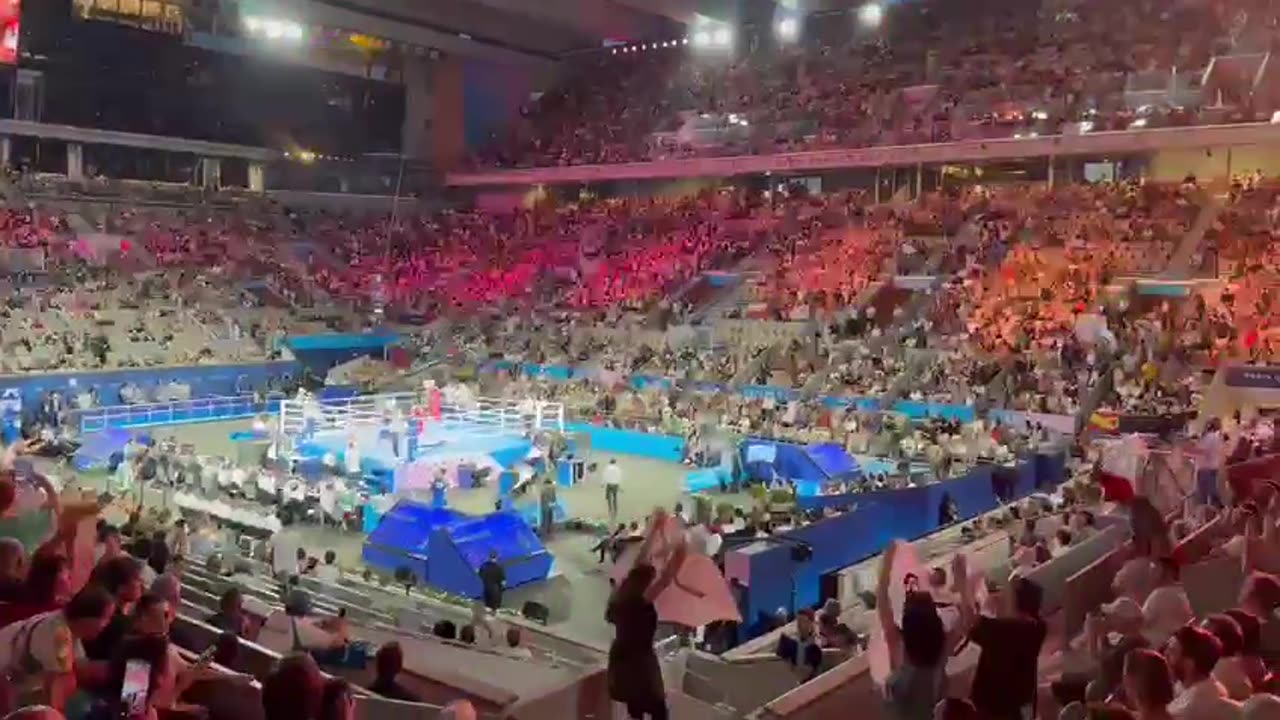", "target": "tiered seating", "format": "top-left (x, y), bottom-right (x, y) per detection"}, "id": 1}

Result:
top-left (469, 0), bottom-right (1251, 168)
